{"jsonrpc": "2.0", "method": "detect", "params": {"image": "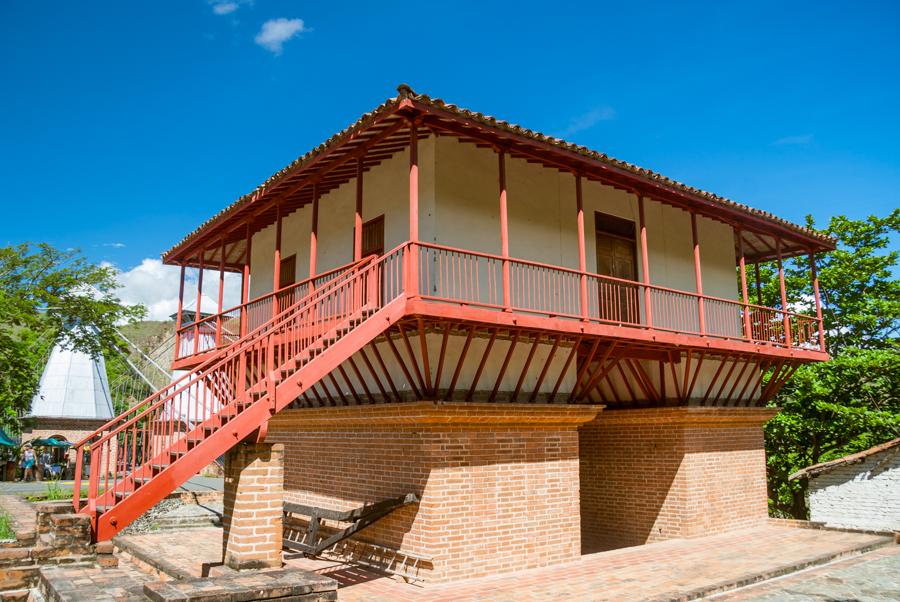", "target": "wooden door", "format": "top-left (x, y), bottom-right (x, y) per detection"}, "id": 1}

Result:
top-left (595, 212), bottom-right (639, 323)
top-left (361, 215), bottom-right (385, 257)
